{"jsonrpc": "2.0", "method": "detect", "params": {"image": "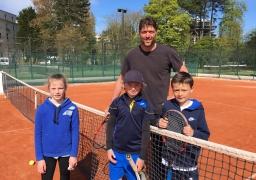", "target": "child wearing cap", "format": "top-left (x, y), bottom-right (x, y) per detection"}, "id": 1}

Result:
top-left (106, 70), bottom-right (155, 180)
